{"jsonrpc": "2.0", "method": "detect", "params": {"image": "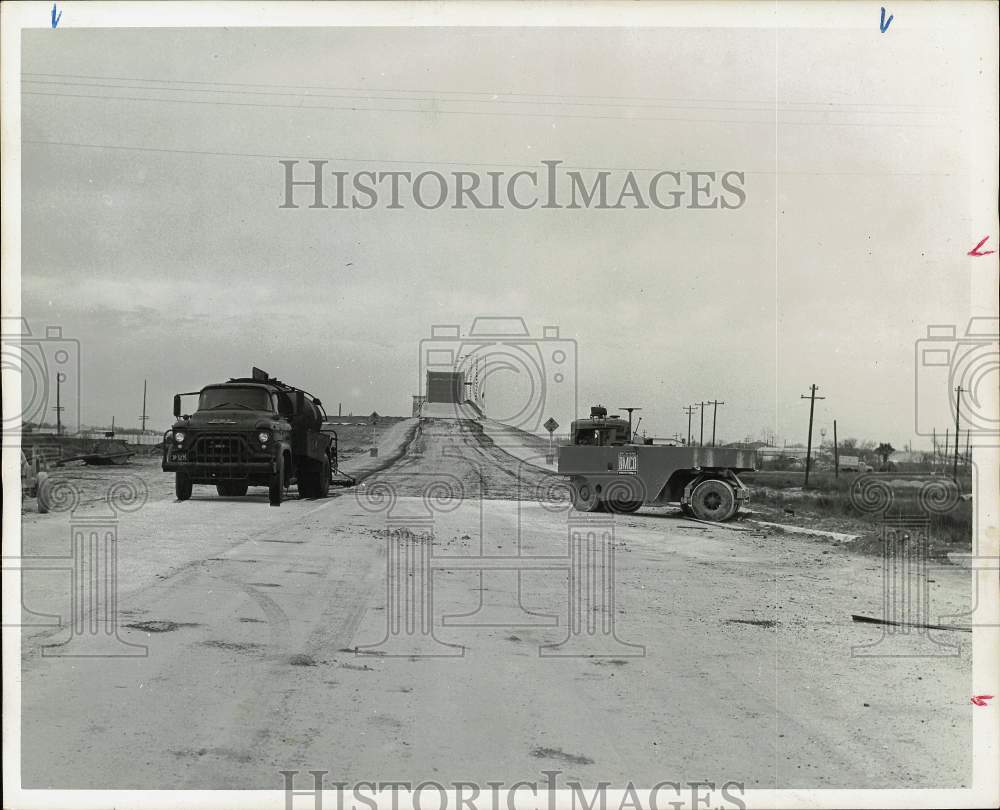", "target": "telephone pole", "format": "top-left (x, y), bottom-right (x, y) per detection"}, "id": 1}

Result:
top-left (707, 400), bottom-right (725, 446)
top-left (140, 379), bottom-right (149, 433)
top-left (53, 372), bottom-right (65, 436)
top-left (952, 386), bottom-right (963, 481)
top-left (833, 419), bottom-right (839, 479)
top-left (698, 401), bottom-right (706, 446)
top-left (800, 384), bottom-right (825, 487)
top-left (683, 405), bottom-right (696, 446)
